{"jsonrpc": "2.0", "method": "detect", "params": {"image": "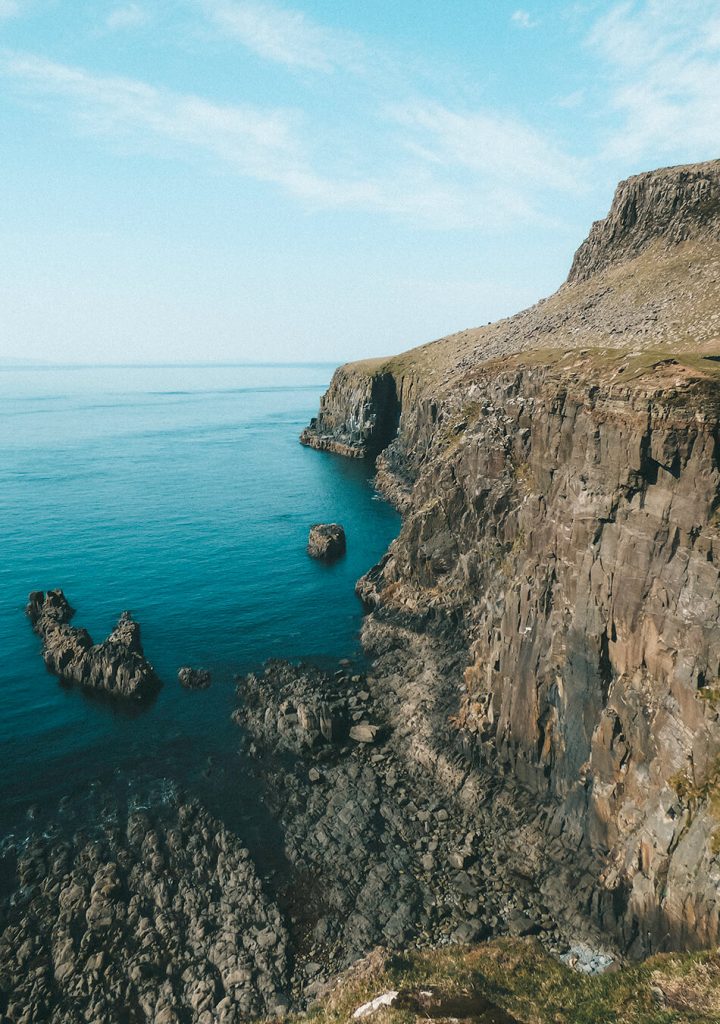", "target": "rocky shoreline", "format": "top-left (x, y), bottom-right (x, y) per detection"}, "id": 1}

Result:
top-left (0, 652), bottom-right (616, 1024)
top-left (4, 160), bottom-right (720, 1022)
